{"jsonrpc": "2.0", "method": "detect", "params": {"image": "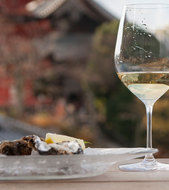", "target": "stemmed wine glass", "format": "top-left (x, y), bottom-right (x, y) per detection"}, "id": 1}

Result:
top-left (114, 0), bottom-right (169, 171)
